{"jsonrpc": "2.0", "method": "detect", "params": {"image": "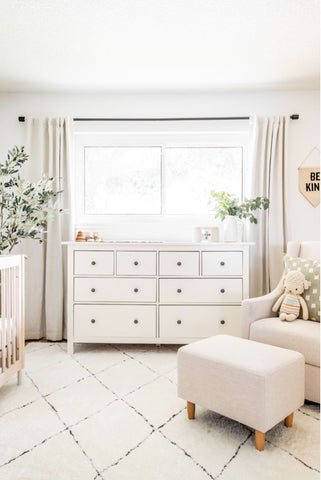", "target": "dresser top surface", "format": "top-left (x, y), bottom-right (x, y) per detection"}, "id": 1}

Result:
top-left (62, 241), bottom-right (254, 247)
